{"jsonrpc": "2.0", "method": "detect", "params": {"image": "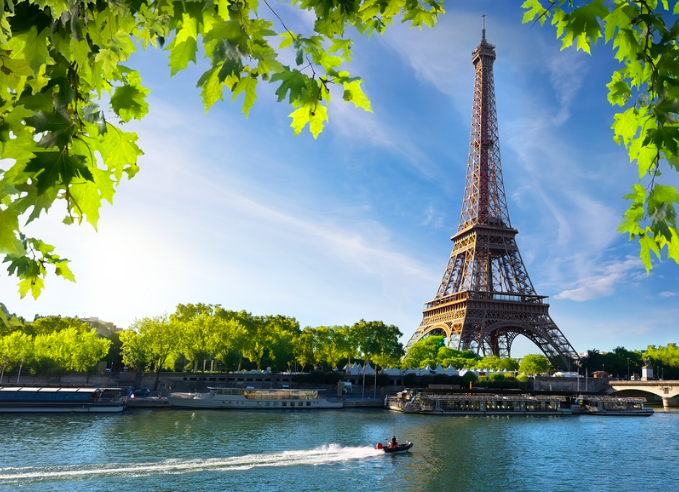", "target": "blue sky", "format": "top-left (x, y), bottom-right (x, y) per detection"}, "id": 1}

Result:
top-left (1, 1), bottom-right (677, 356)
